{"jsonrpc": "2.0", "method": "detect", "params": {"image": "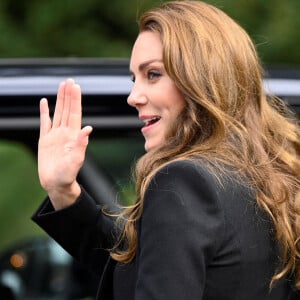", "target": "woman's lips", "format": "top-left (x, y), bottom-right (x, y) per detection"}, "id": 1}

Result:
top-left (143, 116), bottom-right (161, 127)
top-left (140, 116), bottom-right (161, 133)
